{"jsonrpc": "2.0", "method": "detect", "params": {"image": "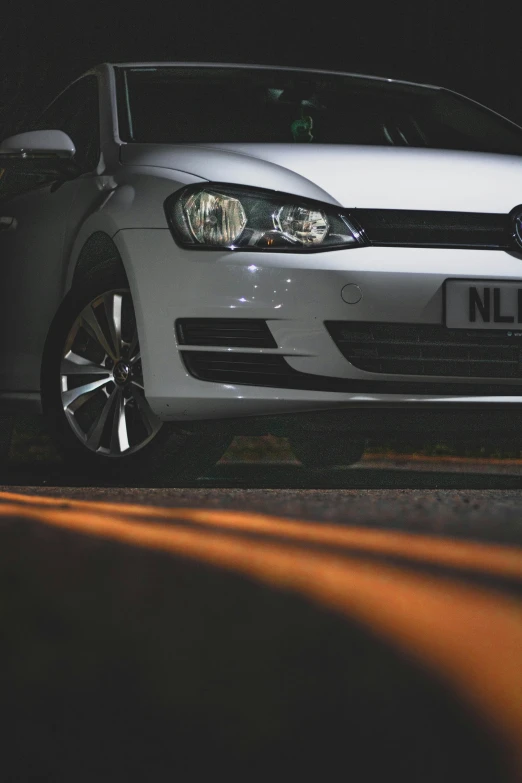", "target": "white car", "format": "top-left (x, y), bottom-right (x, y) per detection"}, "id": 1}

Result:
top-left (1, 62), bottom-right (522, 479)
